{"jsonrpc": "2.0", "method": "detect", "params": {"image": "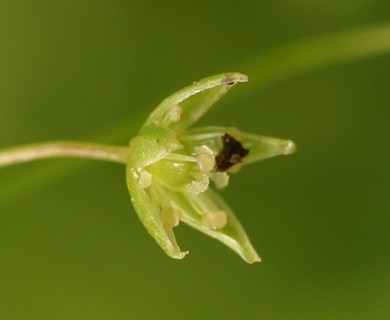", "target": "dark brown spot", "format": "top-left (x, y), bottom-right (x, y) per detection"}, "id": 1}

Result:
top-left (215, 133), bottom-right (249, 172)
top-left (224, 78), bottom-right (236, 85)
